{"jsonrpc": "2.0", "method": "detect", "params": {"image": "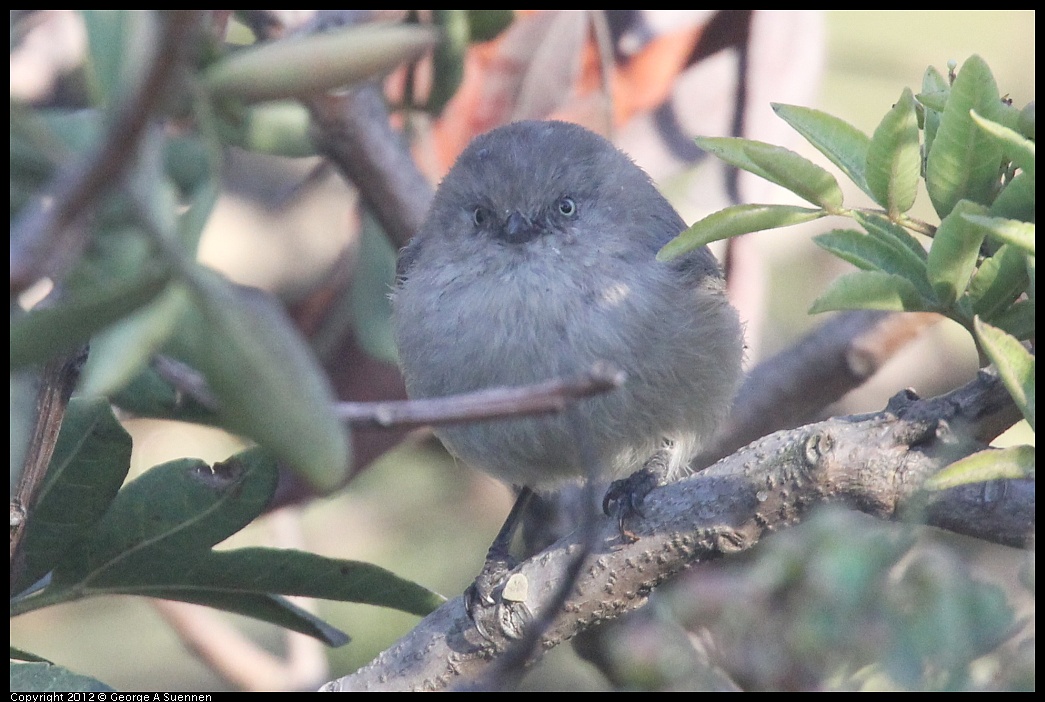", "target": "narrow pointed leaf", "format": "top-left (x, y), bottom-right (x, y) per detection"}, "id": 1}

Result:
top-left (658, 204), bottom-right (825, 260)
top-left (927, 200), bottom-right (988, 306)
top-left (128, 548), bottom-right (445, 618)
top-left (967, 245), bottom-right (1030, 318)
top-left (974, 317), bottom-right (1034, 430)
top-left (924, 445), bottom-right (1034, 490)
top-left (810, 271), bottom-right (929, 314)
top-left (813, 229), bottom-right (928, 293)
top-left (771, 103), bottom-right (872, 198)
top-left (988, 170), bottom-right (1035, 223)
top-left (926, 55), bottom-right (1005, 217)
top-left (853, 211), bottom-right (928, 262)
top-left (205, 23), bottom-right (437, 103)
top-left (866, 88), bottom-right (921, 216)
top-left (970, 110), bottom-right (1035, 176)
top-left (141, 590), bottom-right (350, 646)
top-left (695, 136), bottom-right (843, 211)
top-left (986, 298), bottom-right (1035, 341)
top-left (961, 214), bottom-right (1034, 256)
top-left (13, 398), bottom-right (131, 595)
